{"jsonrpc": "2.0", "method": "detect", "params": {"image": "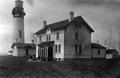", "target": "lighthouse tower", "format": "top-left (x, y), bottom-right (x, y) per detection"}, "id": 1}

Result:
top-left (12, 0), bottom-right (25, 43)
